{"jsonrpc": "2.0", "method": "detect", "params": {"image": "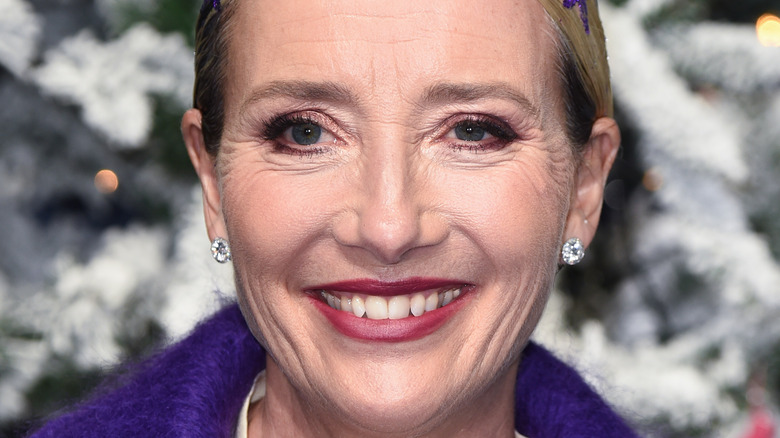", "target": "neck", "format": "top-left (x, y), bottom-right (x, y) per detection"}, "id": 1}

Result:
top-left (247, 355), bottom-right (519, 438)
